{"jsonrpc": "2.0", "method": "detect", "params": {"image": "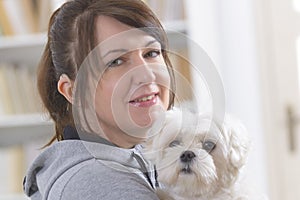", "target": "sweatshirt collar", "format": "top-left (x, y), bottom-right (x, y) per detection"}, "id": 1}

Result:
top-left (63, 125), bottom-right (116, 147)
